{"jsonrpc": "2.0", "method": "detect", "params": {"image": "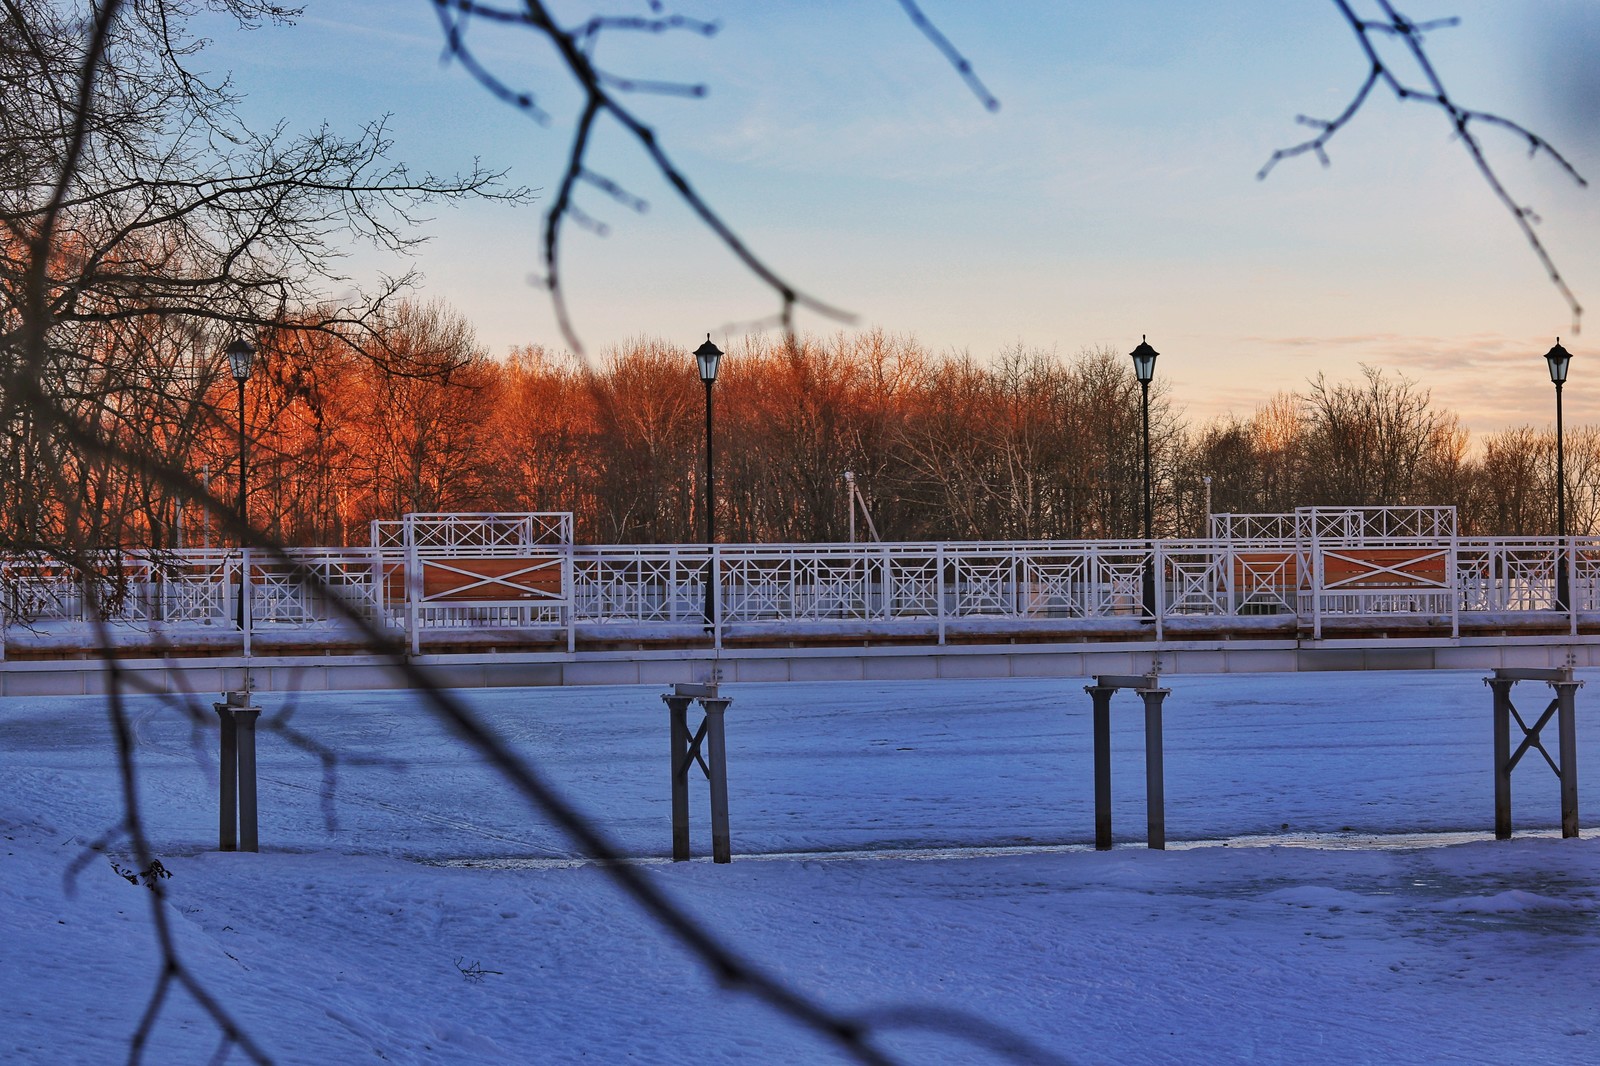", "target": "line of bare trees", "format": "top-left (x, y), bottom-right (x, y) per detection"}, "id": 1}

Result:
top-left (1189, 365), bottom-right (1600, 538)
top-left (85, 317), bottom-right (1590, 549)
